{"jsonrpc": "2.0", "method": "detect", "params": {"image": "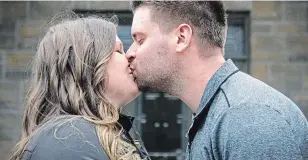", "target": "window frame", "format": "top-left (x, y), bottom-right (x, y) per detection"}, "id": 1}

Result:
top-left (226, 11), bottom-right (251, 73)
